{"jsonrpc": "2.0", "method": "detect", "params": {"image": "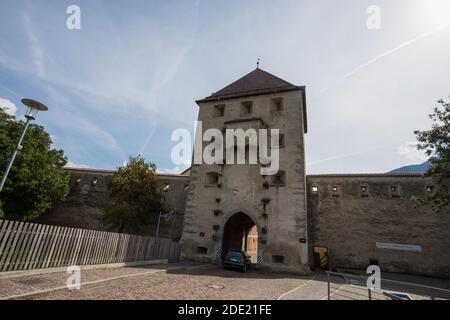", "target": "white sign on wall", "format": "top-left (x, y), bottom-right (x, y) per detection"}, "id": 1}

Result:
top-left (376, 242), bottom-right (422, 252)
